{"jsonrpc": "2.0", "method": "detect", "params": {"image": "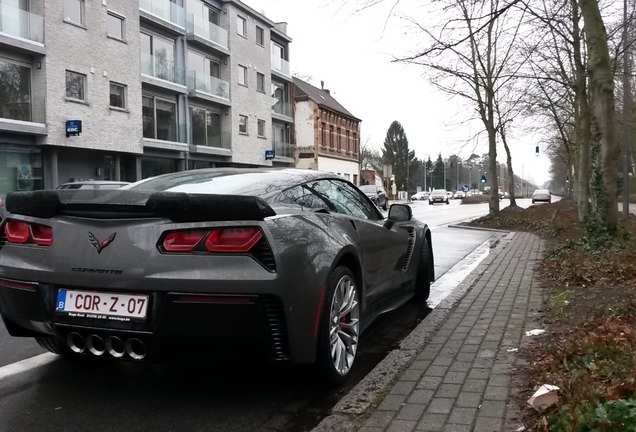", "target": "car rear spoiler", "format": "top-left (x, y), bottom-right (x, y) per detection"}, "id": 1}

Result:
top-left (4, 190), bottom-right (276, 222)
